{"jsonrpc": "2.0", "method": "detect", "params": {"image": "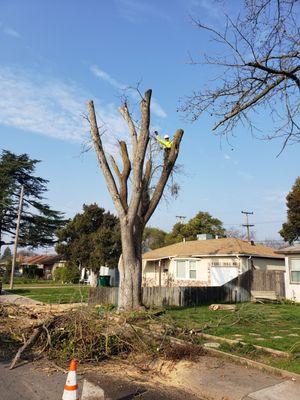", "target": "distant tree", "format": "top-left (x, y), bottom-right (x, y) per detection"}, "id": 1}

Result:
top-left (225, 228), bottom-right (245, 239)
top-left (0, 246), bottom-right (12, 262)
top-left (259, 239), bottom-right (287, 249)
top-left (280, 177), bottom-right (300, 243)
top-left (225, 227), bottom-right (256, 240)
top-left (143, 227), bottom-right (167, 250)
top-left (165, 211), bottom-right (225, 245)
top-left (0, 150), bottom-right (65, 254)
top-left (182, 0), bottom-right (299, 153)
top-left (55, 204), bottom-right (121, 278)
top-left (164, 222), bottom-right (188, 245)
